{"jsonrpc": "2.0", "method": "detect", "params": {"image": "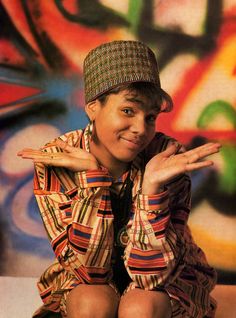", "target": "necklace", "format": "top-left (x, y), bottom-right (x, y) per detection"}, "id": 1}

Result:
top-left (110, 173), bottom-right (133, 248)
